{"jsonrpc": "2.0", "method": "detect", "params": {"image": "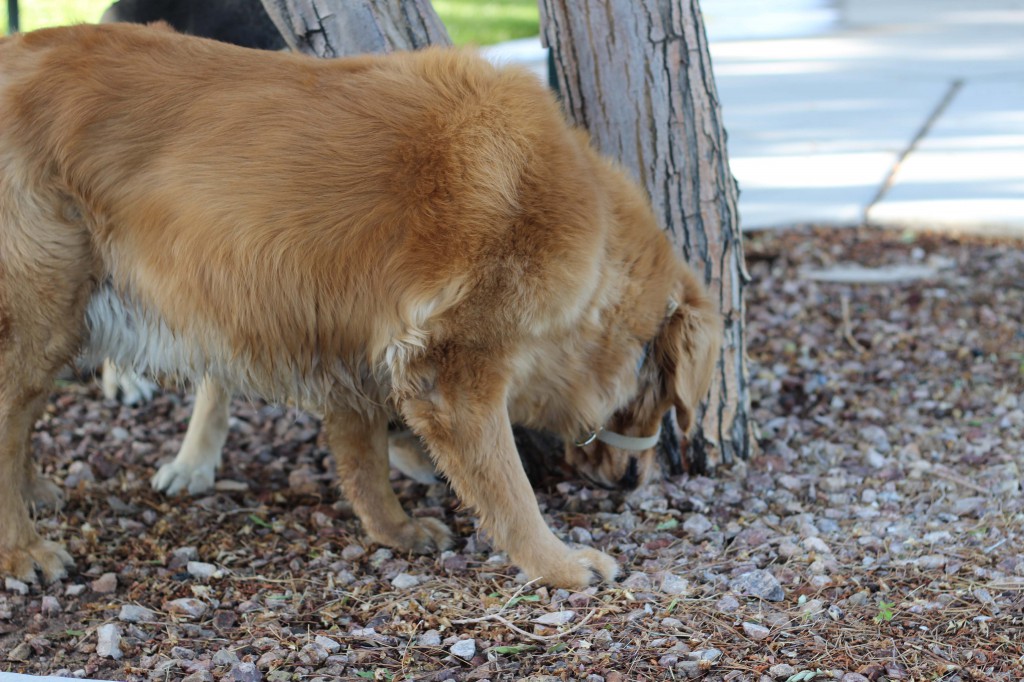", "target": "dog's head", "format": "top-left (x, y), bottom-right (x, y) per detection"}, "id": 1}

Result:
top-left (566, 268), bottom-right (721, 489)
